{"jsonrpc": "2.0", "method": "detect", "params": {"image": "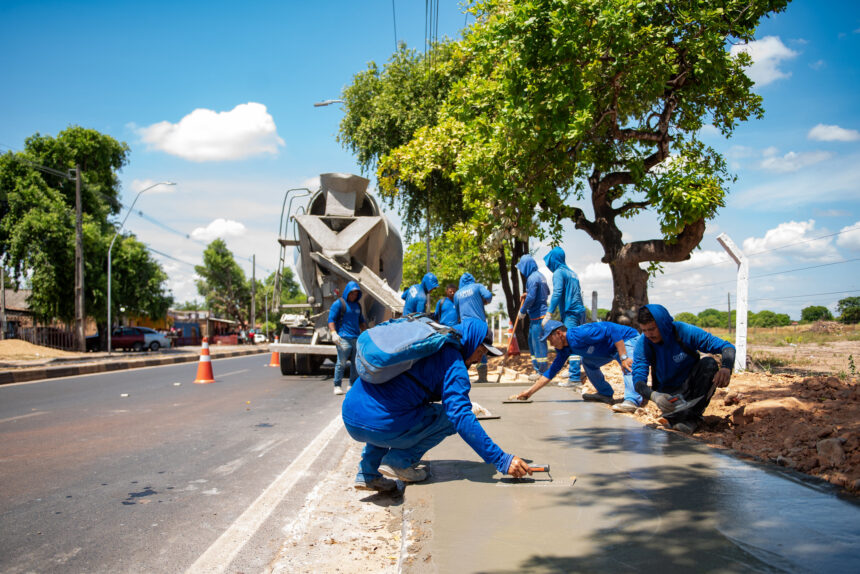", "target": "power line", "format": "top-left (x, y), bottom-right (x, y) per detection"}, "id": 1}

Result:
top-left (666, 257), bottom-right (860, 289)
